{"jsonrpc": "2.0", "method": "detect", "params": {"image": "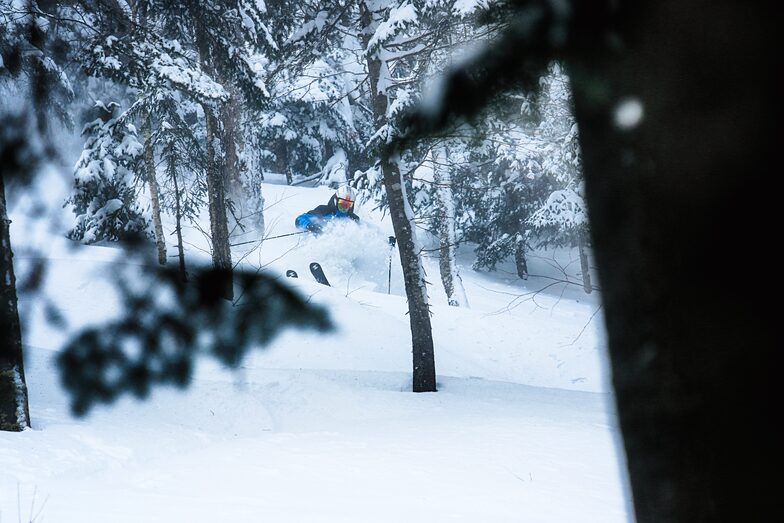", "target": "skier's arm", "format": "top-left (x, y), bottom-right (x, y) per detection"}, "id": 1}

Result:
top-left (295, 213), bottom-right (323, 234)
top-left (295, 213), bottom-right (311, 230)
